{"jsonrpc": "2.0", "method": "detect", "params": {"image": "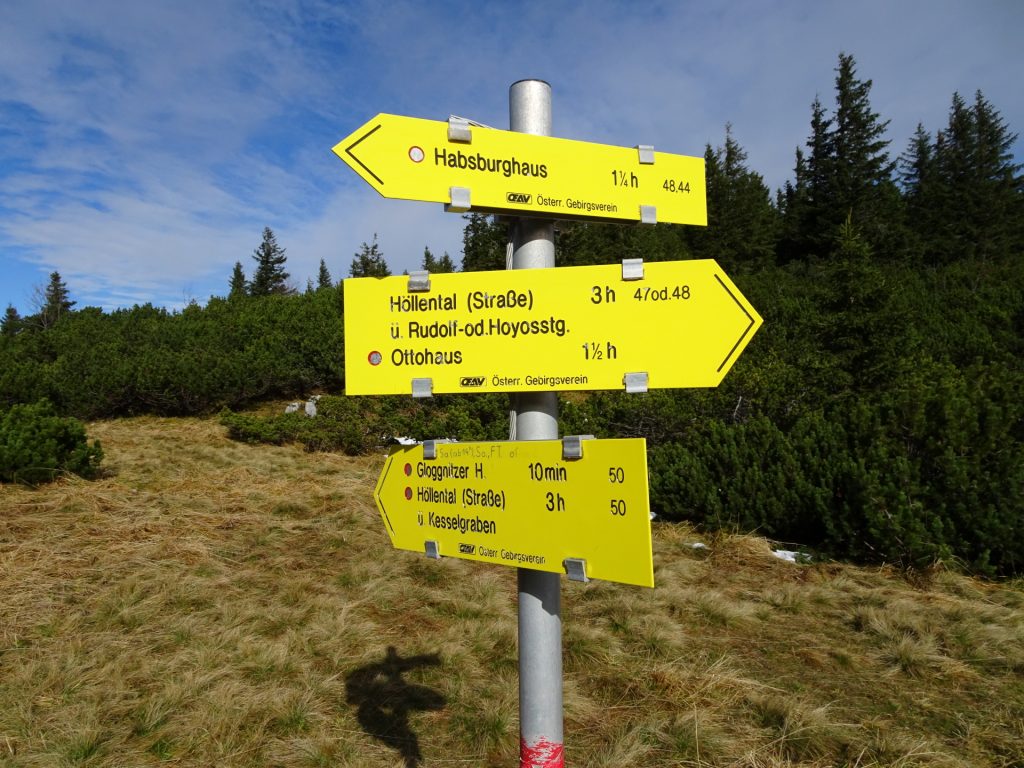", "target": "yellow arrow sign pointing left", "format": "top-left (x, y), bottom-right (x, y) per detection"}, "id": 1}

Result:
top-left (374, 438), bottom-right (653, 587)
top-left (332, 113), bottom-right (707, 226)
